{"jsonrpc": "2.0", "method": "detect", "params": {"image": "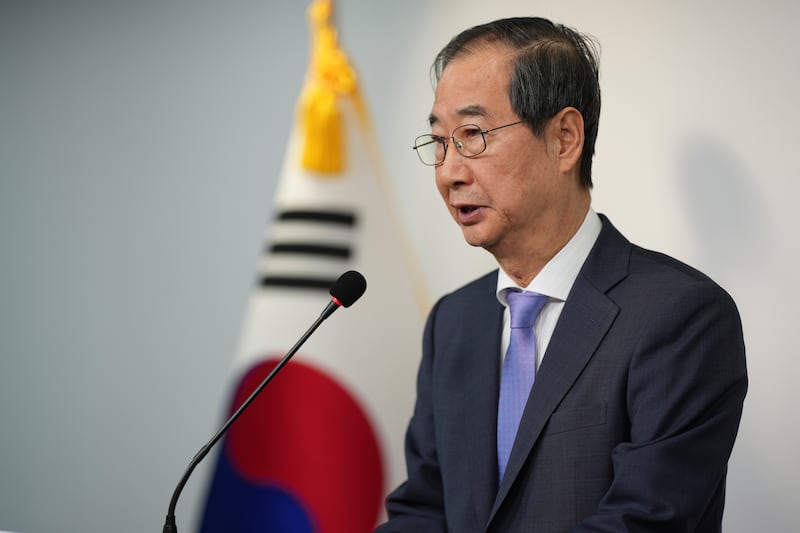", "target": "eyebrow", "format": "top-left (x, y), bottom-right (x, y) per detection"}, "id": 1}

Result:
top-left (428, 104), bottom-right (491, 127)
